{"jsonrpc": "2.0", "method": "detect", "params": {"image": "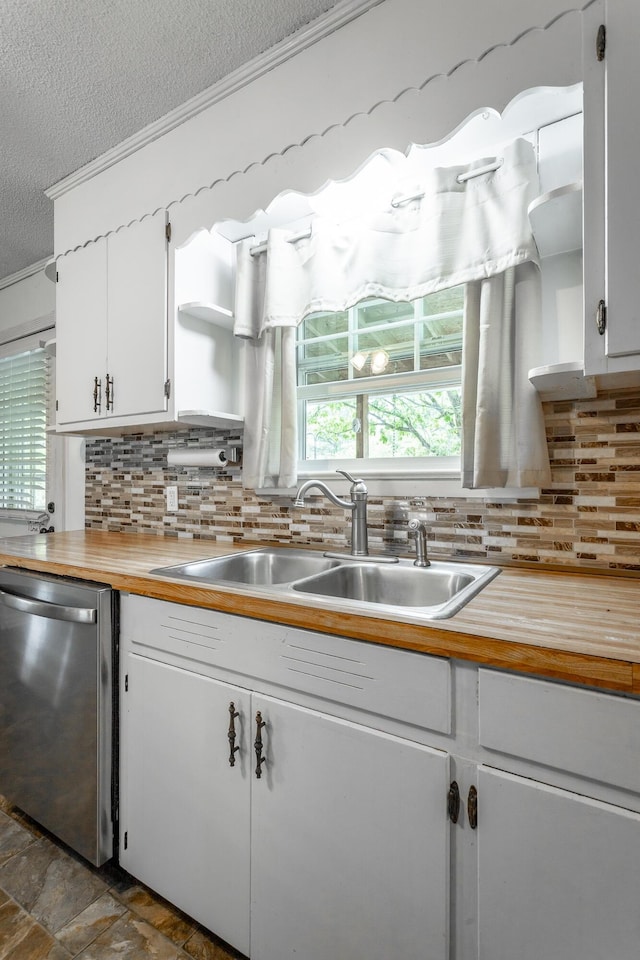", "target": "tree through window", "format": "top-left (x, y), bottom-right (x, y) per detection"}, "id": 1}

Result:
top-left (297, 286), bottom-right (463, 463)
